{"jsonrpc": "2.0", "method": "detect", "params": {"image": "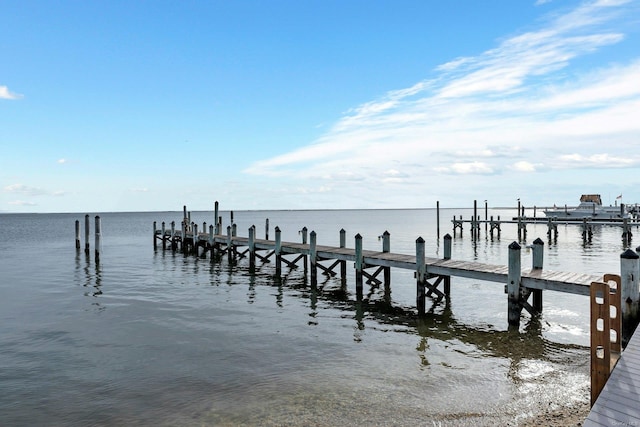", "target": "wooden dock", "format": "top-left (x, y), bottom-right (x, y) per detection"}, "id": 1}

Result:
top-left (152, 203), bottom-right (640, 333)
top-left (585, 323), bottom-right (640, 426)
